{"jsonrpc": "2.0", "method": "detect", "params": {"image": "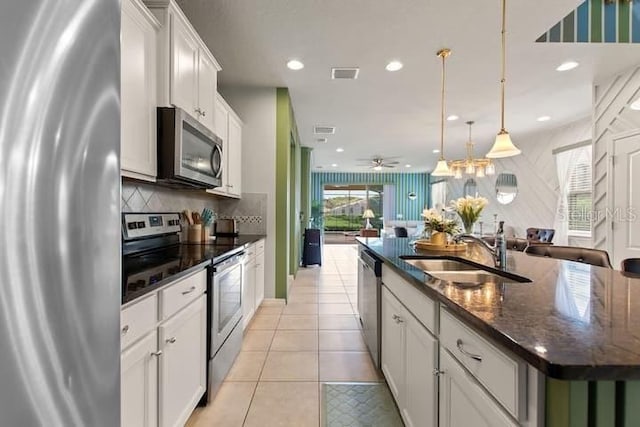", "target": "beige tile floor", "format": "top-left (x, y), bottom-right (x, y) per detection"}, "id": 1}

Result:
top-left (187, 244), bottom-right (383, 427)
